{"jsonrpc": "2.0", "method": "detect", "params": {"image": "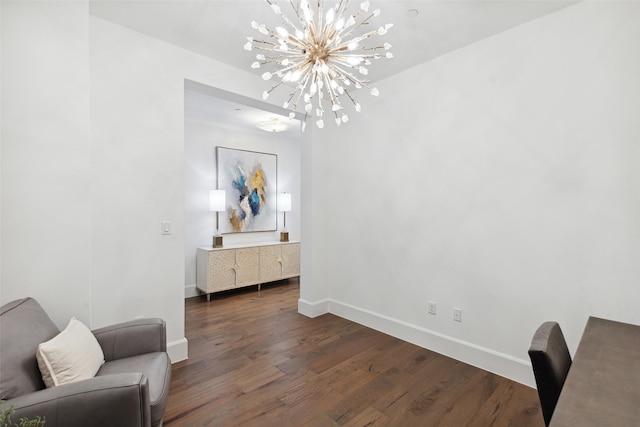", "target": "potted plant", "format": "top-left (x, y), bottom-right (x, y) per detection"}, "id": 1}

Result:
top-left (0, 401), bottom-right (45, 427)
